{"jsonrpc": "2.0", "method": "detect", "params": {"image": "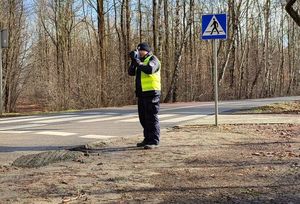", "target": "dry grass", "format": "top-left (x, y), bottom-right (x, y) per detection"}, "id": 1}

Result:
top-left (243, 101), bottom-right (300, 114)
